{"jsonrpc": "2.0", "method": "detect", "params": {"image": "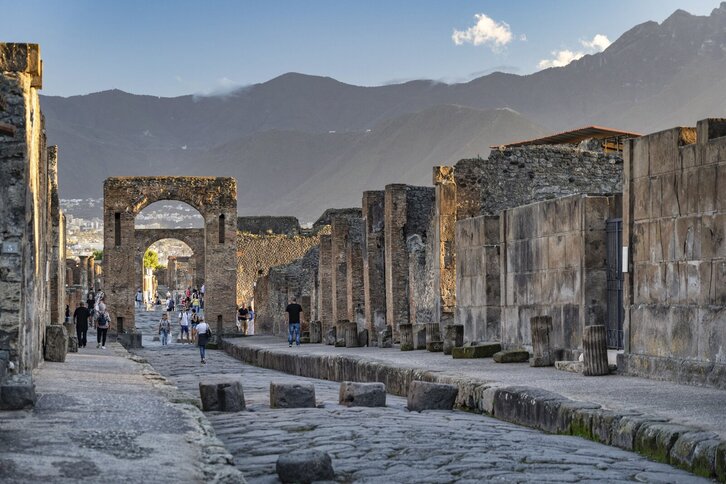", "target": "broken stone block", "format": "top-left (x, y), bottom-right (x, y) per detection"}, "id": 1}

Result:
top-left (357, 329), bottom-right (369, 347)
top-left (339, 381), bottom-right (386, 407)
top-left (555, 361), bottom-right (584, 373)
top-left (530, 315), bottom-right (555, 367)
top-left (44, 325), bottom-right (68, 362)
top-left (377, 325), bottom-right (393, 348)
top-left (452, 342), bottom-right (501, 359)
top-left (443, 324), bottom-right (464, 355)
top-left (199, 378), bottom-right (246, 412)
top-left (152, 336), bottom-right (160, 342)
top-left (276, 450), bottom-right (334, 484)
top-left (119, 332), bottom-right (143, 349)
top-left (344, 322), bottom-right (360, 347)
top-left (426, 341), bottom-right (444, 352)
top-left (63, 322), bottom-right (77, 352)
top-left (310, 321), bottom-right (322, 343)
top-left (0, 375), bottom-right (36, 410)
top-left (583, 324), bottom-right (609, 376)
top-left (270, 382), bottom-right (316, 408)
top-left (493, 349), bottom-right (529, 363)
top-left (300, 331), bottom-right (311, 344)
top-left (407, 380), bottom-right (458, 412)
